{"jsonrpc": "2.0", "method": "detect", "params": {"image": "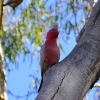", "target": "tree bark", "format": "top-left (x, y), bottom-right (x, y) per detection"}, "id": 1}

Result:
top-left (36, 1), bottom-right (100, 100)
top-left (0, 41), bottom-right (7, 100)
top-left (0, 1), bottom-right (7, 100)
top-left (0, 0), bottom-right (4, 29)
